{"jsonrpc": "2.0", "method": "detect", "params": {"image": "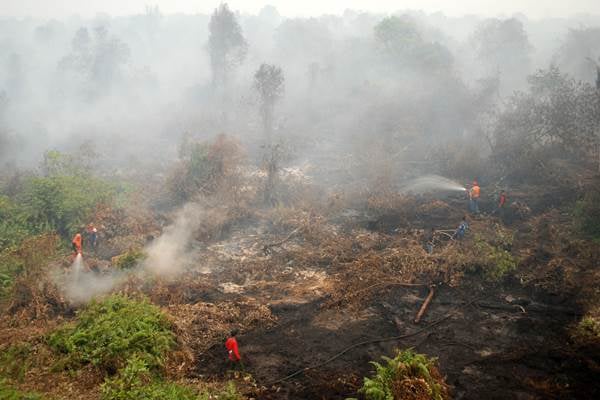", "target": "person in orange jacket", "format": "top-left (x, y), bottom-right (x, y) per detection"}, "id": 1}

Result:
top-left (72, 233), bottom-right (82, 255)
top-left (469, 180), bottom-right (481, 214)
